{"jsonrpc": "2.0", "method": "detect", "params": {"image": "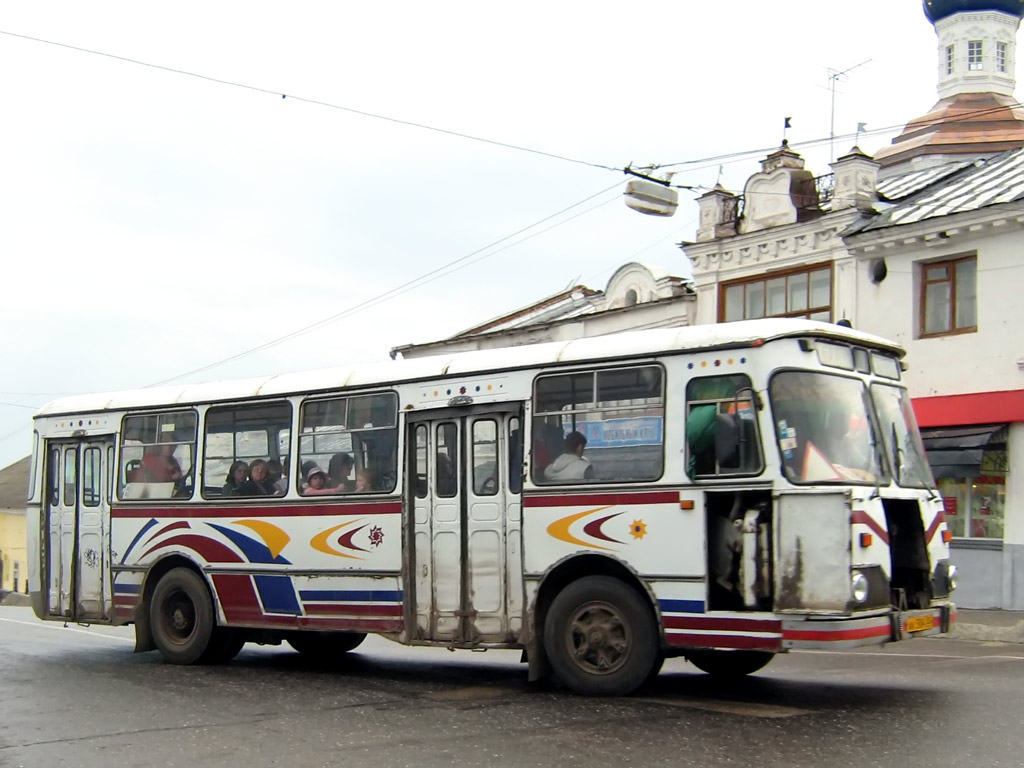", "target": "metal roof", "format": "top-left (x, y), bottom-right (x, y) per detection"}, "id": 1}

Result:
top-left (36, 319), bottom-right (903, 417)
top-left (875, 161), bottom-right (972, 202)
top-left (860, 147), bottom-right (1024, 231)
